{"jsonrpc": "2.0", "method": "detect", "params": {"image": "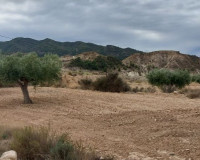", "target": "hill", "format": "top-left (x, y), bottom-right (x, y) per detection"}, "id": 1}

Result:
top-left (123, 50), bottom-right (200, 72)
top-left (0, 38), bottom-right (142, 60)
